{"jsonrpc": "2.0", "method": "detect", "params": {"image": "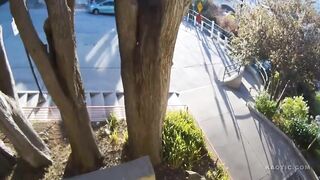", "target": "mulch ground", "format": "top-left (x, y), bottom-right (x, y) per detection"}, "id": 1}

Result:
top-left (0, 120), bottom-right (226, 180)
